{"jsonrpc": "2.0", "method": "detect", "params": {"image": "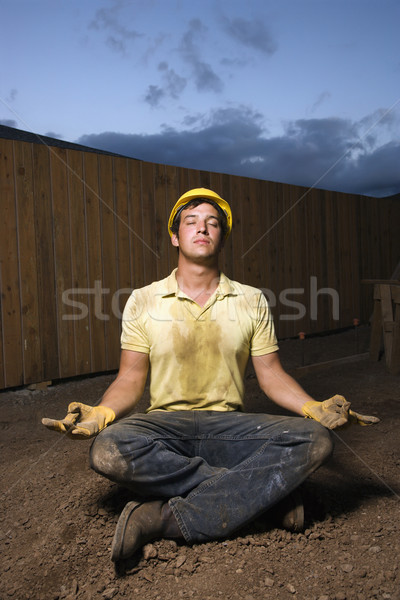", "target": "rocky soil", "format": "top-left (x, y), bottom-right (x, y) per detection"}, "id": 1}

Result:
top-left (1, 326), bottom-right (399, 600)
